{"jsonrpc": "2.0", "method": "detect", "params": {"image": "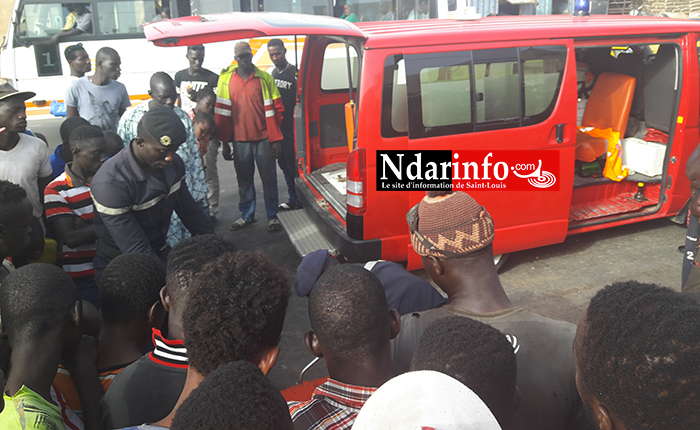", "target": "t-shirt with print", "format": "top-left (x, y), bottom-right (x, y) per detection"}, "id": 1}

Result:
top-left (0, 385), bottom-right (74, 430)
top-left (0, 133), bottom-right (53, 219)
top-left (65, 77), bottom-right (131, 132)
top-left (271, 64), bottom-right (297, 131)
top-left (174, 68), bottom-right (219, 113)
